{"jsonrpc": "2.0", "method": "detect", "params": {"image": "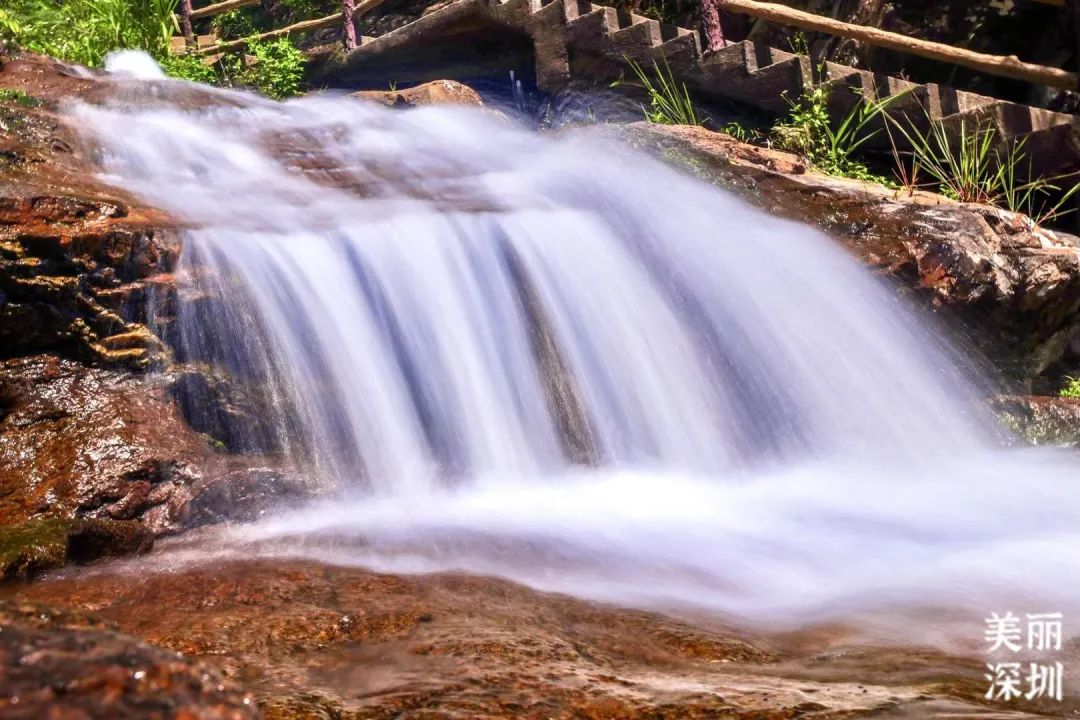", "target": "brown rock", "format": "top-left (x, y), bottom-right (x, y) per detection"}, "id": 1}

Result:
top-left (7, 558), bottom-right (1038, 719)
top-left (0, 355), bottom-right (216, 533)
top-left (353, 79), bottom-right (484, 108)
top-left (990, 394), bottom-right (1080, 447)
top-left (0, 600), bottom-right (258, 720)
